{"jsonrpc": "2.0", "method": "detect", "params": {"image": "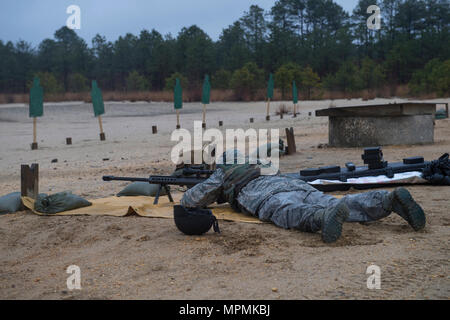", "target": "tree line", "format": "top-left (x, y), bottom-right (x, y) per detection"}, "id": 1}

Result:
top-left (0, 0), bottom-right (449, 99)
